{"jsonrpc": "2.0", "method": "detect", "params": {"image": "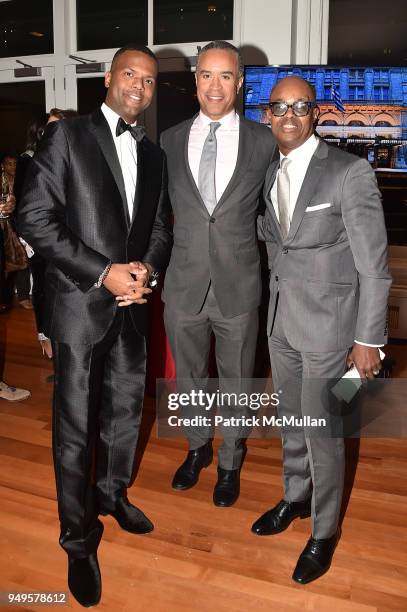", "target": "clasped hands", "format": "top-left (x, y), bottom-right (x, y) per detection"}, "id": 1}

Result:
top-left (102, 261), bottom-right (153, 306)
